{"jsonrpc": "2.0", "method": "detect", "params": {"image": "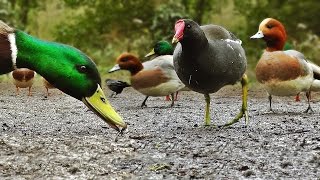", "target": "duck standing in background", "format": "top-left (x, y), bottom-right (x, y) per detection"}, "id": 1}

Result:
top-left (105, 79), bottom-right (130, 97)
top-left (145, 40), bottom-right (189, 101)
top-left (0, 20), bottom-right (126, 131)
top-left (172, 19), bottom-right (248, 127)
top-left (109, 53), bottom-right (185, 107)
top-left (42, 77), bottom-right (56, 97)
top-left (145, 40), bottom-right (174, 58)
top-left (12, 68), bottom-right (36, 96)
top-left (251, 18), bottom-right (320, 112)
top-left (106, 41), bottom-right (172, 99)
